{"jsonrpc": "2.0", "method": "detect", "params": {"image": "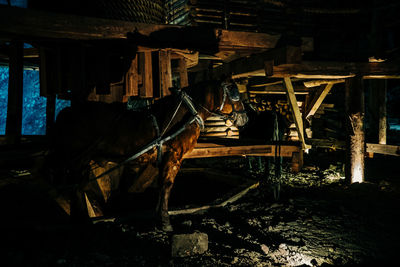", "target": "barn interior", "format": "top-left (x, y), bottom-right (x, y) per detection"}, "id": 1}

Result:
top-left (0, 0), bottom-right (400, 266)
